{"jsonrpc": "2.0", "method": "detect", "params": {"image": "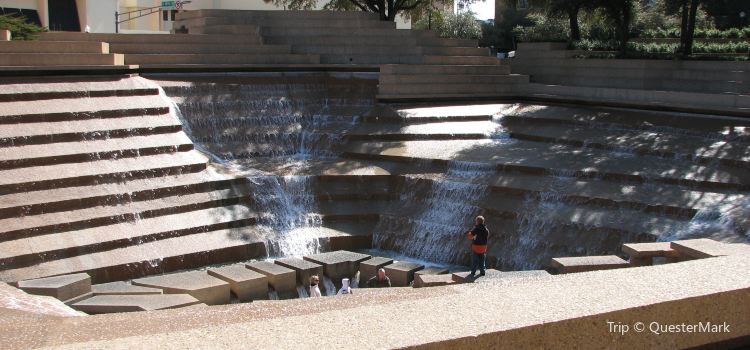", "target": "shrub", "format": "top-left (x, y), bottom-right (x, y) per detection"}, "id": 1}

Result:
top-left (0, 14), bottom-right (45, 40)
top-left (513, 14), bottom-right (569, 43)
